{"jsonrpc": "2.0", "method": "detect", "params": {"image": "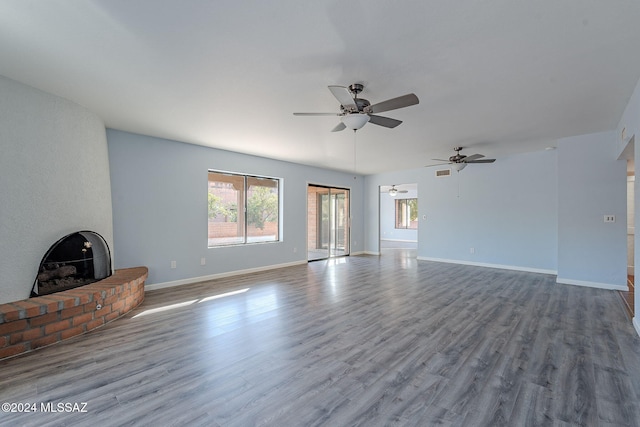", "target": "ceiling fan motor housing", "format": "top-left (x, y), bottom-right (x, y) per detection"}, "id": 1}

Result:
top-left (449, 146), bottom-right (464, 162)
top-left (348, 83), bottom-right (364, 95)
top-left (340, 98), bottom-right (370, 114)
